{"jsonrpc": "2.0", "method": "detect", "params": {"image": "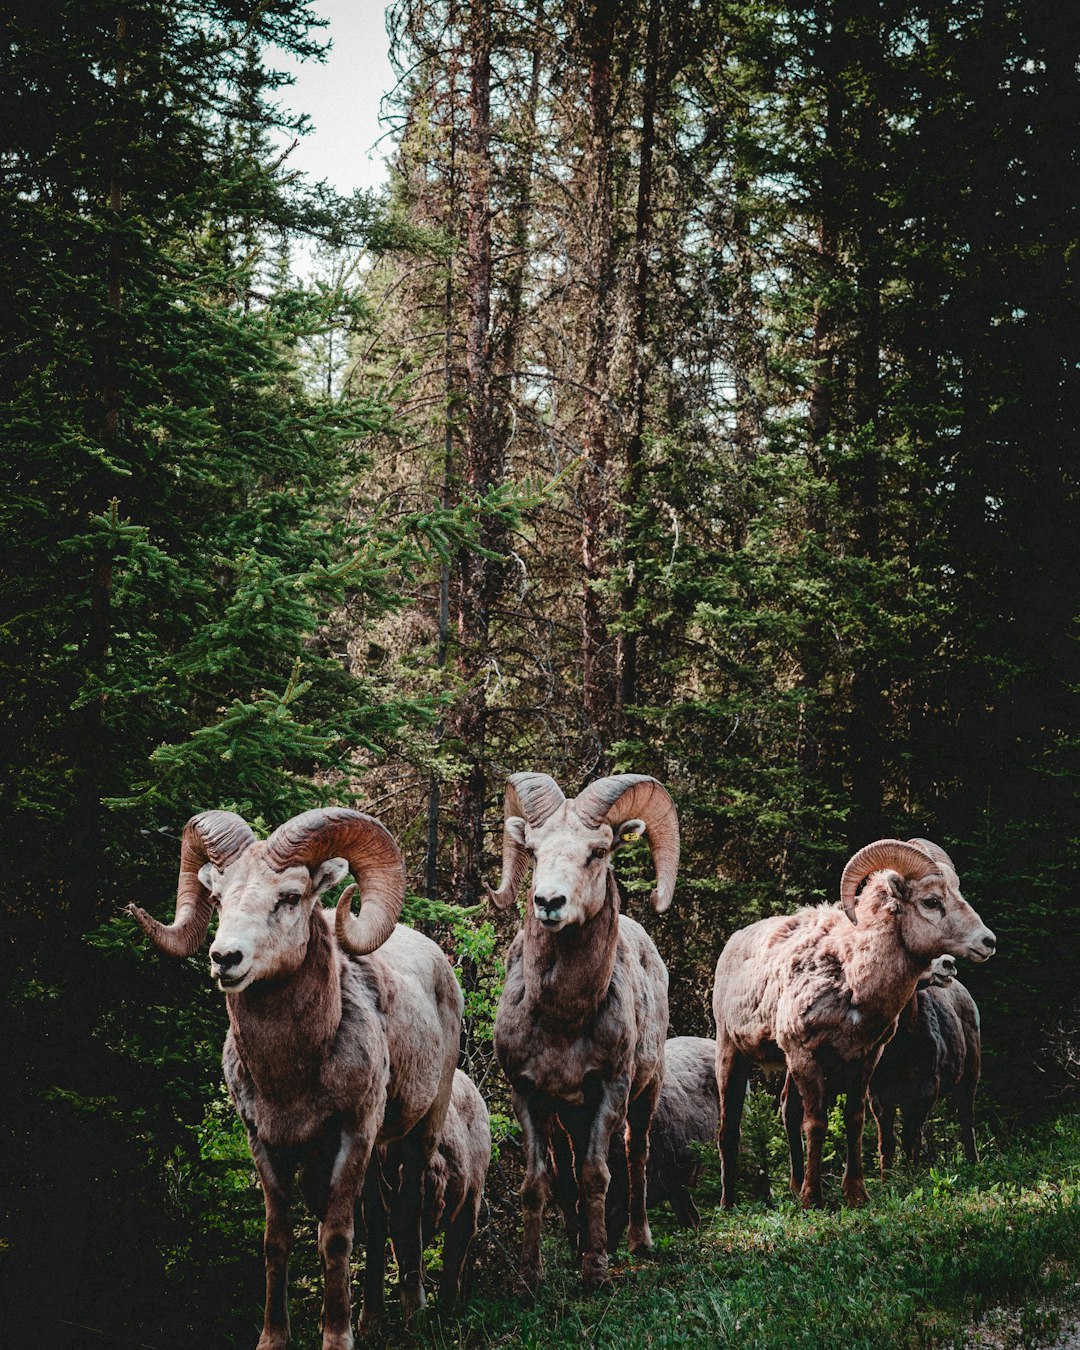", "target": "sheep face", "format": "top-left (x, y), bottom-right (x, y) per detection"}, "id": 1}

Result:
top-left (874, 869), bottom-right (996, 965)
top-left (505, 805), bottom-right (645, 933)
top-left (199, 847), bottom-right (349, 991)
